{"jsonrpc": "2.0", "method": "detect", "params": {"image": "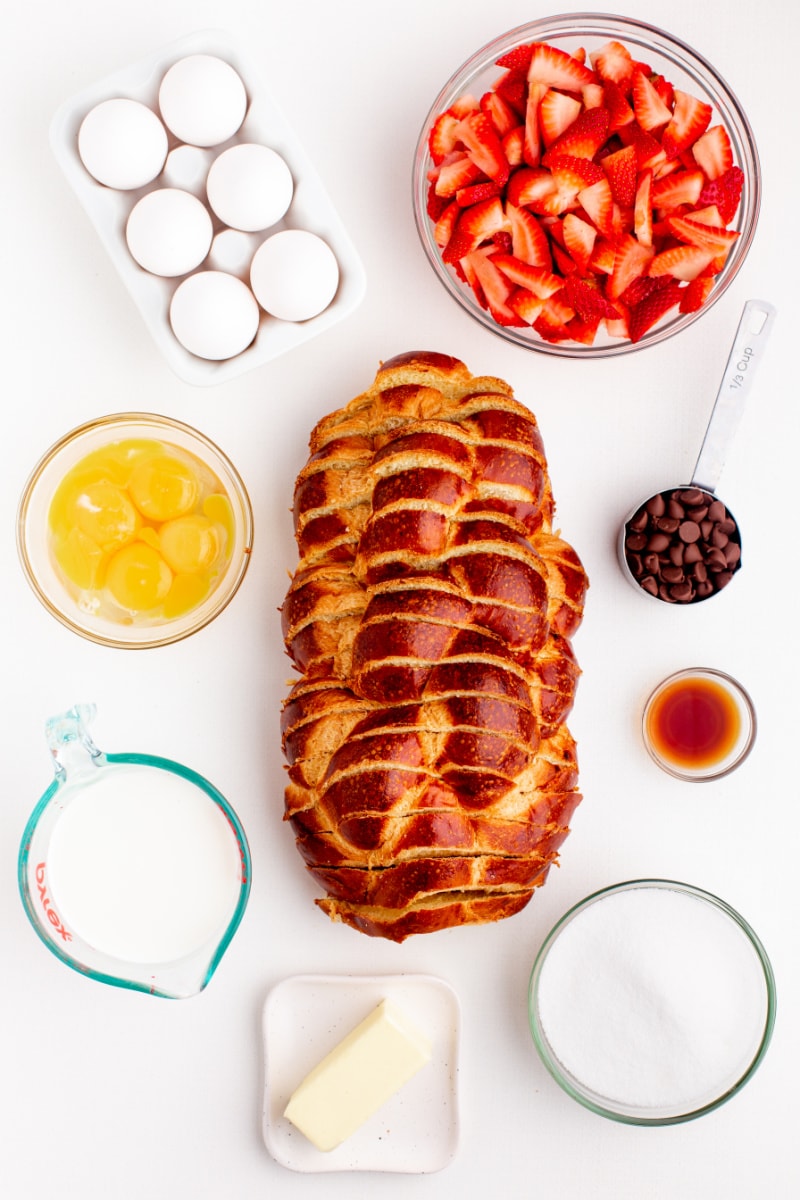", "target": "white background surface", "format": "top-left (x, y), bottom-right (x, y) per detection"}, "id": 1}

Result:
top-left (2, 1), bottom-right (798, 1197)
